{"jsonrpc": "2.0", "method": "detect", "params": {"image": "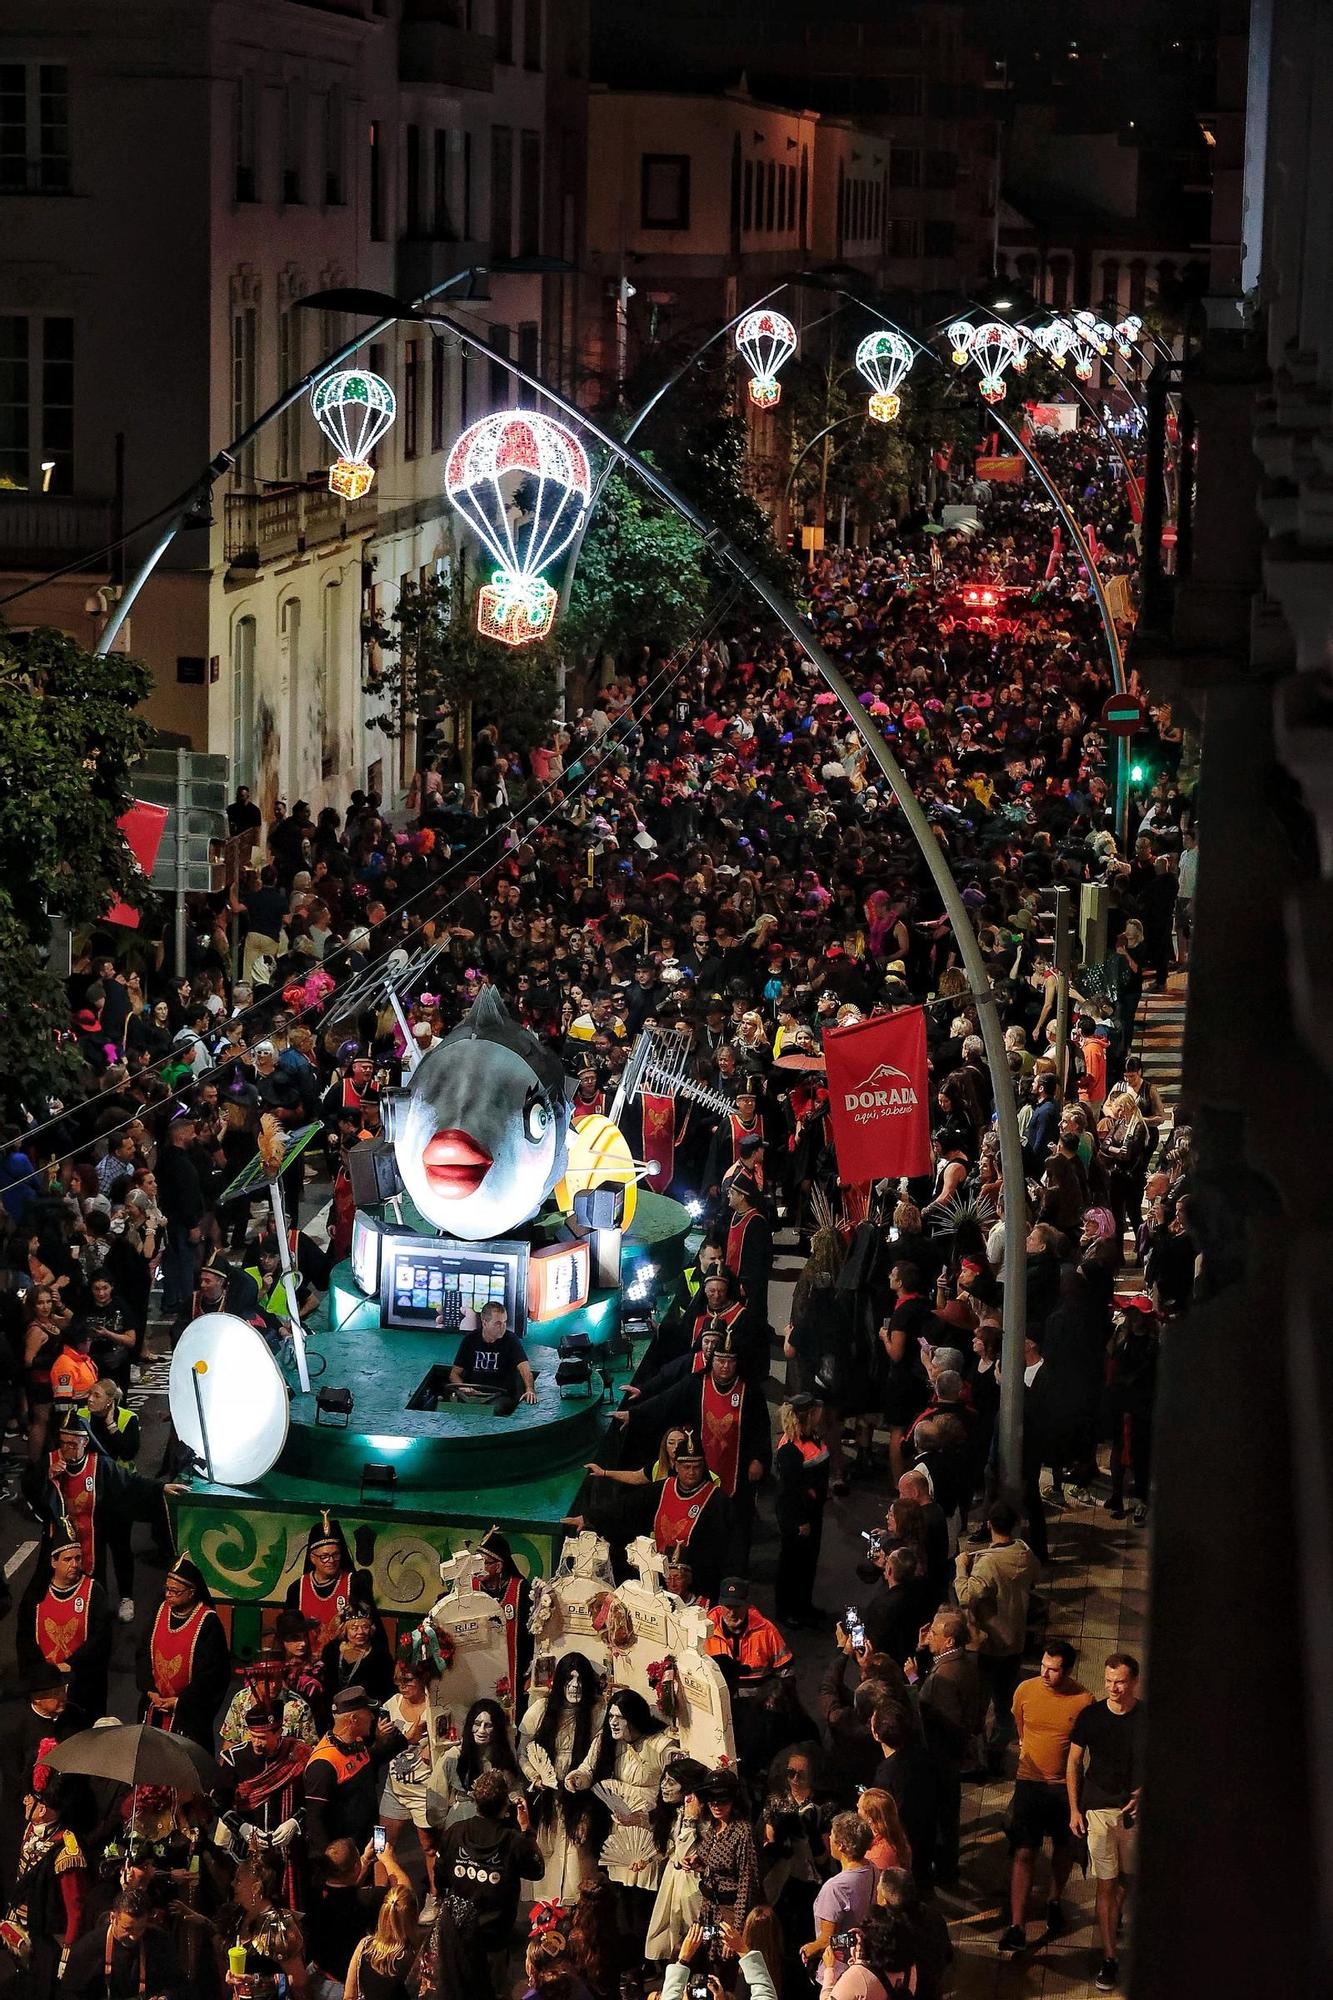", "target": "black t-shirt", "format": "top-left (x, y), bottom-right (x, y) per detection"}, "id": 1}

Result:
top-left (1070, 1698), bottom-right (1146, 1808)
top-left (306, 1881), bottom-right (386, 1980)
top-left (454, 1329), bottom-right (526, 1386)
